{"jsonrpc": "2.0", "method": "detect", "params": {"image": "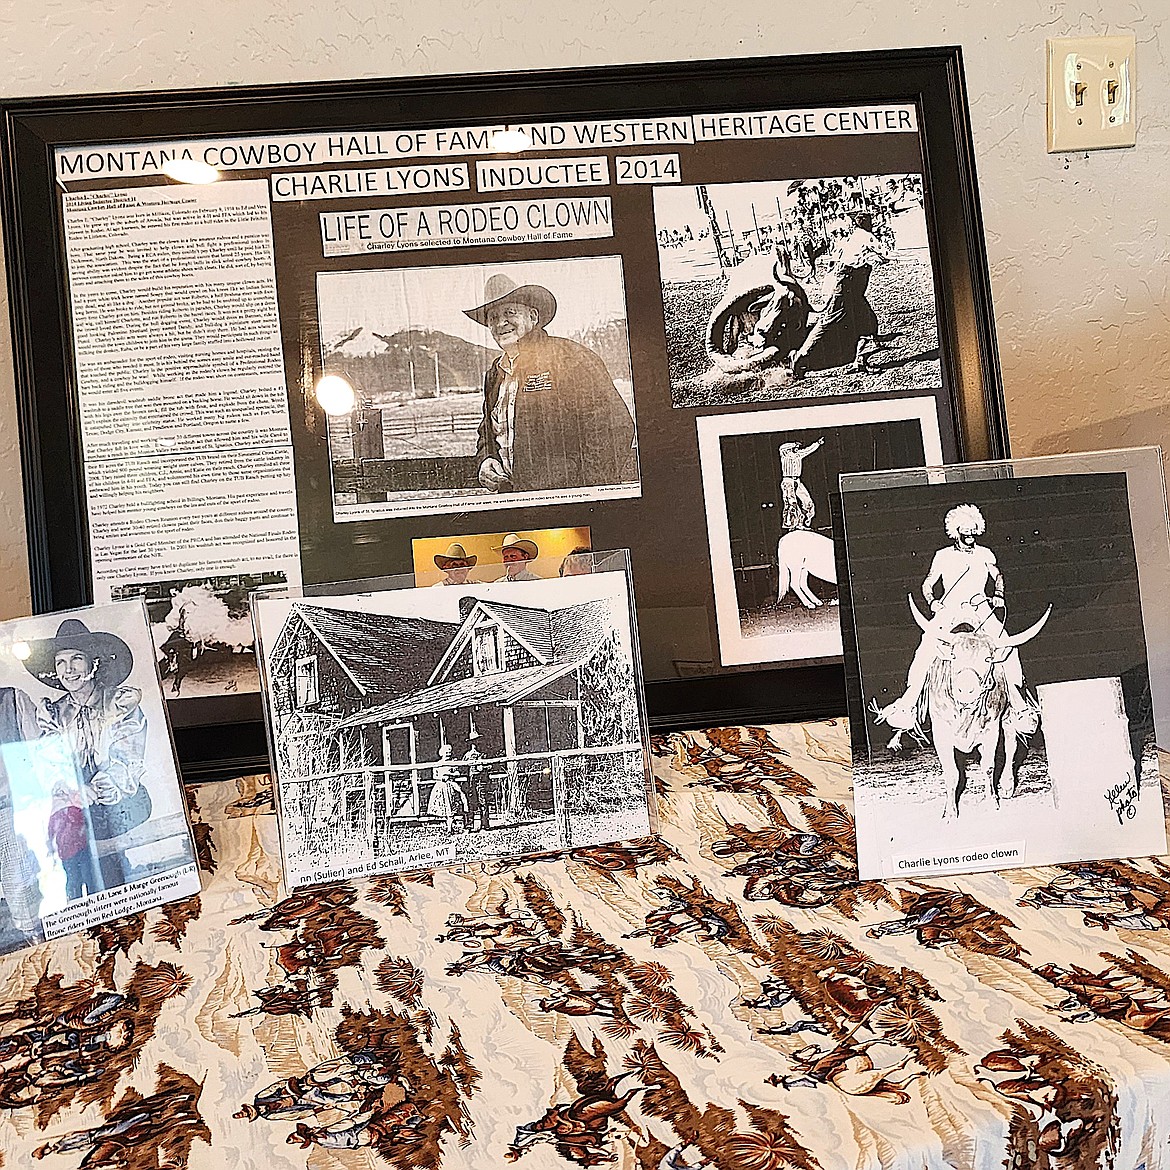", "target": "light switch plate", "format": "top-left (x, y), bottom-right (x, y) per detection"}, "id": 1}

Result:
top-left (1047, 35), bottom-right (1137, 152)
